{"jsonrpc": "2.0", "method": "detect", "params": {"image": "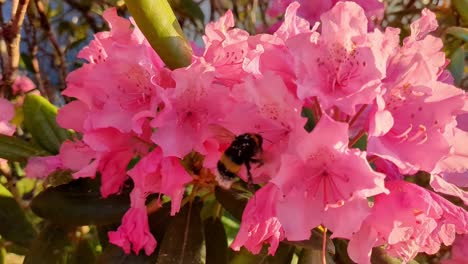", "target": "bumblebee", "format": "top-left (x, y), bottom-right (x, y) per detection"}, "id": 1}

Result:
top-left (217, 133), bottom-right (263, 188)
